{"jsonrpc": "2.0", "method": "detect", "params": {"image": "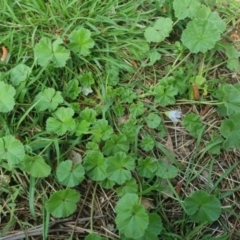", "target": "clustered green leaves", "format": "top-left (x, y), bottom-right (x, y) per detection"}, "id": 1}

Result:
top-left (0, 0), bottom-right (237, 238)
